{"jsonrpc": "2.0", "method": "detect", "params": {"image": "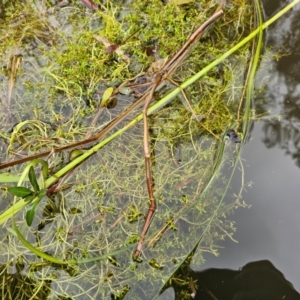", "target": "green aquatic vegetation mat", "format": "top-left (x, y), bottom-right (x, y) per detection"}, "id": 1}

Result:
top-left (0, 0), bottom-right (297, 298)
